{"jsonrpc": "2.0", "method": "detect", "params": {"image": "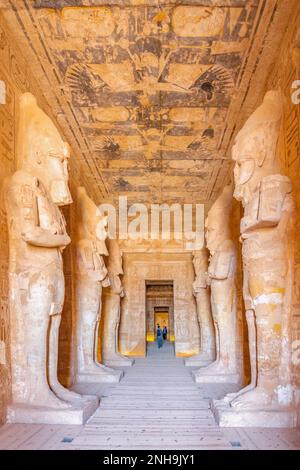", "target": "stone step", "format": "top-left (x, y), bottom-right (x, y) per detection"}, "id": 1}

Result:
top-left (84, 422), bottom-right (216, 429)
top-left (72, 434), bottom-right (230, 447)
top-left (108, 391), bottom-right (201, 397)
